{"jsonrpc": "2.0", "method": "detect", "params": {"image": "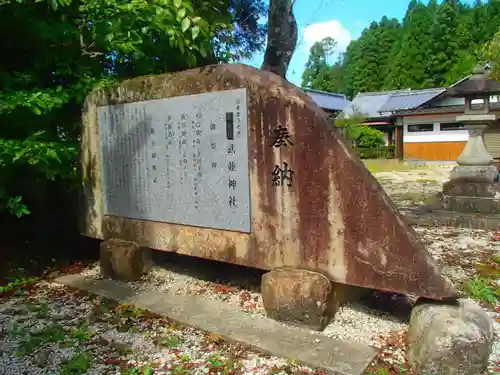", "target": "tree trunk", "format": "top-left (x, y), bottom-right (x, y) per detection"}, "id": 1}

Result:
top-left (261, 0), bottom-right (298, 79)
